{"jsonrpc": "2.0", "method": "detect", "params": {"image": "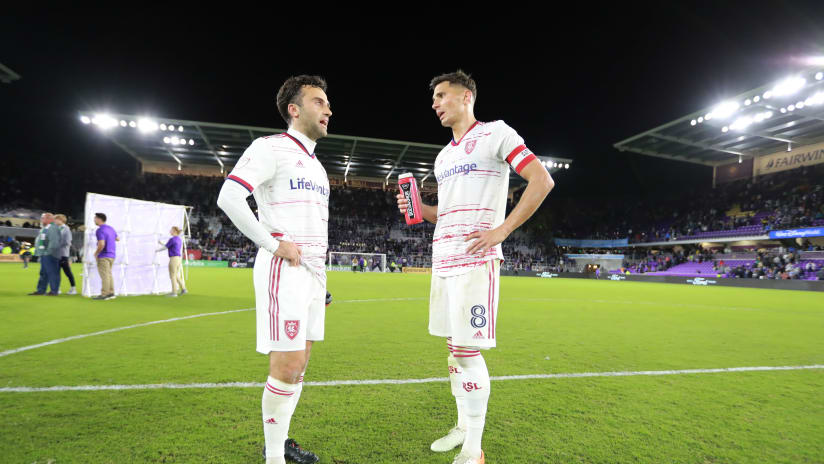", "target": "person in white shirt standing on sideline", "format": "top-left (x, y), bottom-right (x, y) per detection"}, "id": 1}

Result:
top-left (217, 75), bottom-right (331, 464)
top-left (156, 226), bottom-right (187, 297)
top-left (397, 70), bottom-right (554, 464)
